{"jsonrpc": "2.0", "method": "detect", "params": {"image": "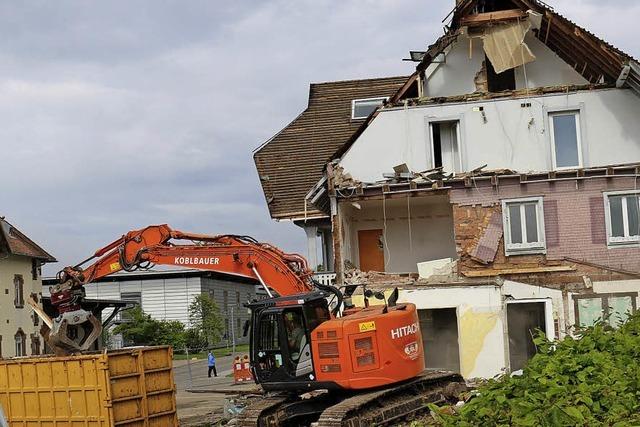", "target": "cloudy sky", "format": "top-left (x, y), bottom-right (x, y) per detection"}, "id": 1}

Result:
top-left (0, 1), bottom-right (637, 275)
